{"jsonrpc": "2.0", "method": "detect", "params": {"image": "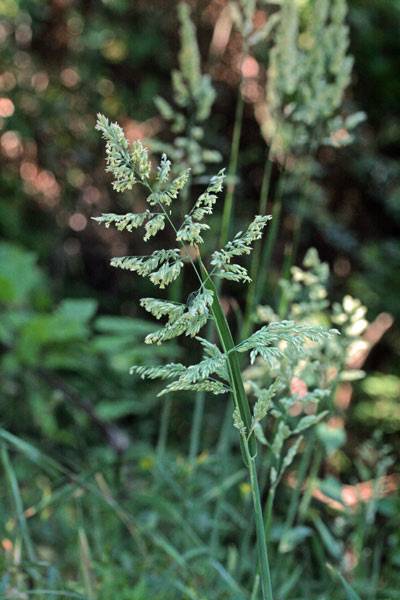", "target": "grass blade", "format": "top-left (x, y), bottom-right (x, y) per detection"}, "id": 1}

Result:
top-left (197, 255), bottom-right (257, 463)
top-left (1, 442), bottom-right (36, 563)
top-left (327, 564), bottom-right (362, 600)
